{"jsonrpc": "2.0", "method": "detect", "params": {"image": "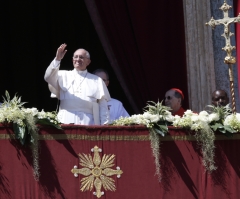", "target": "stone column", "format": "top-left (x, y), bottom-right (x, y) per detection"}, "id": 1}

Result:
top-left (182, 0), bottom-right (216, 112)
